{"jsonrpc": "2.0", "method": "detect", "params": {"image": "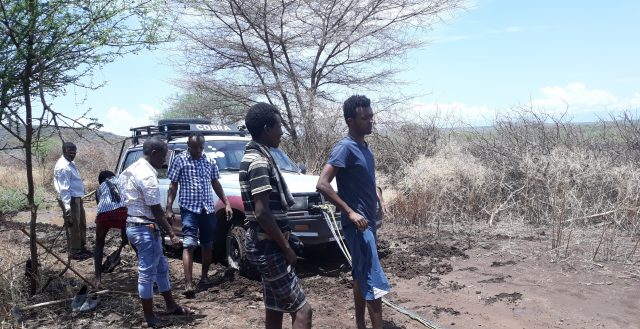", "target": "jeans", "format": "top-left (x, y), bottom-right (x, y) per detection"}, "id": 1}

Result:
top-left (126, 225), bottom-right (171, 299)
top-left (181, 208), bottom-right (216, 250)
